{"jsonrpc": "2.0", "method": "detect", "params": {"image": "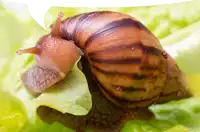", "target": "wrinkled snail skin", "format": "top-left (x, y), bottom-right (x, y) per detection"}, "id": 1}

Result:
top-left (17, 11), bottom-right (193, 132)
top-left (18, 30), bottom-right (82, 95)
top-left (20, 64), bottom-right (63, 96)
top-left (58, 11), bottom-right (192, 108)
